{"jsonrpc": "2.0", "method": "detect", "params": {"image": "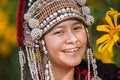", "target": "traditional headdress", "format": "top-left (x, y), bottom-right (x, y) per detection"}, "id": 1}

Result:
top-left (16, 0), bottom-right (101, 80)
